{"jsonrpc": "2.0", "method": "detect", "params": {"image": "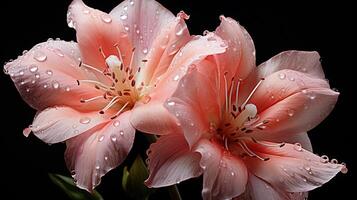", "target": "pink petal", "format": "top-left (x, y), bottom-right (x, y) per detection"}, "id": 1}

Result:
top-left (236, 174), bottom-right (308, 200)
top-left (251, 88), bottom-right (338, 141)
top-left (244, 69), bottom-right (338, 140)
top-left (110, 0), bottom-right (191, 85)
top-left (68, 0), bottom-right (133, 70)
top-left (195, 139), bottom-right (248, 200)
top-left (164, 65), bottom-right (221, 147)
top-left (65, 111), bottom-right (135, 192)
top-left (145, 133), bottom-right (202, 187)
top-left (131, 34), bottom-right (226, 135)
top-left (274, 132), bottom-right (313, 152)
top-left (258, 51), bottom-right (325, 79)
top-left (215, 16), bottom-right (256, 80)
top-left (30, 106), bottom-right (111, 144)
top-left (4, 40), bottom-right (107, 111)
top-left (244, 142), bottom-right (343, 192)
